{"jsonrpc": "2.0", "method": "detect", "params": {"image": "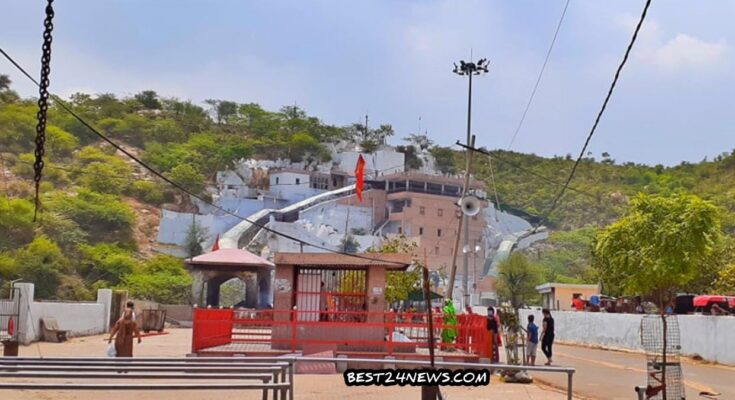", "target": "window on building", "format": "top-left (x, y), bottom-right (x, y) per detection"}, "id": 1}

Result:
top-left (419, 227), bottom-right (424, 235)
top-left (275, 177), bottom-right (280, 184)
top-left (435, 246), bottom-right (440, 255)
top-left (437, 229), bottom-right (442, 237)
top-left (437, 208), bottom-right (443, 217)
top-left (419, 206), bottom-right (425, 215)
top-left (296, 178), bottom-right (300, 185)
top-left (398, 227), bottom-right (402, 234)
